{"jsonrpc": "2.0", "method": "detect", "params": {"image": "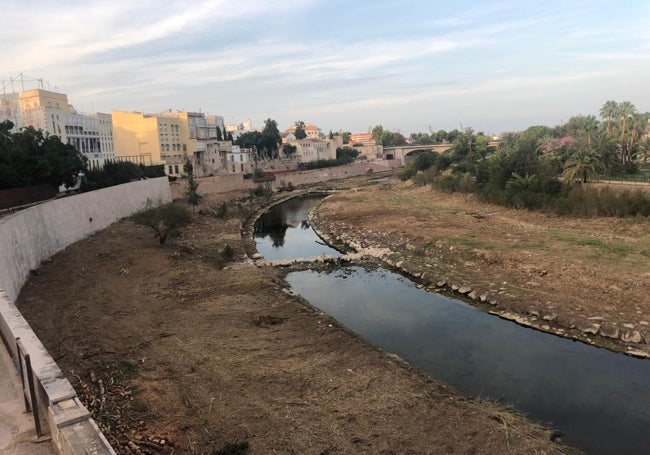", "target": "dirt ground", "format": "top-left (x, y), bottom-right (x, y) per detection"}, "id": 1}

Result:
top-left (313, 177), bottom-right (650, 357)
top-left (13, 176), bottom-right (574, 455)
